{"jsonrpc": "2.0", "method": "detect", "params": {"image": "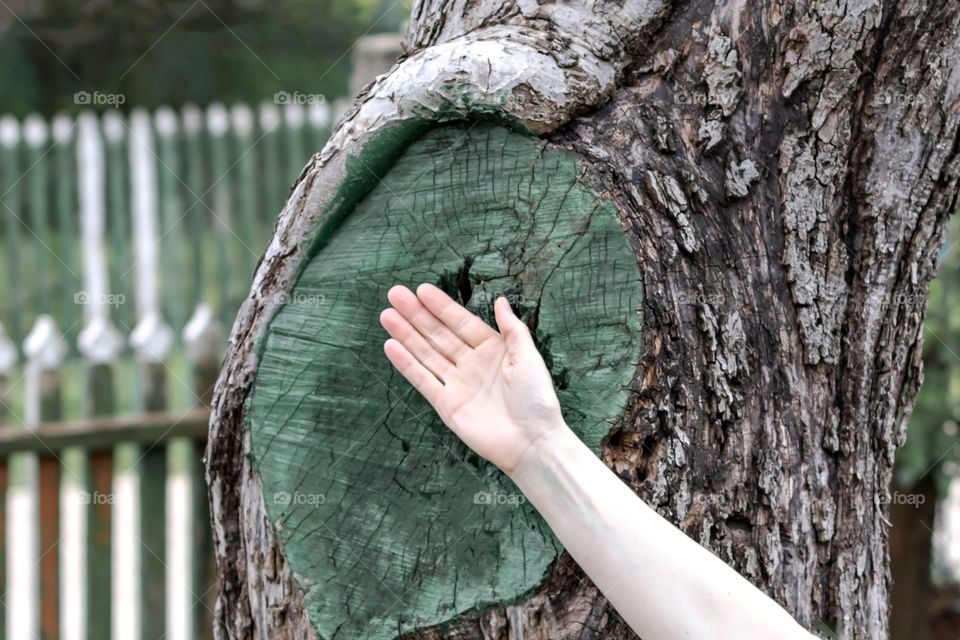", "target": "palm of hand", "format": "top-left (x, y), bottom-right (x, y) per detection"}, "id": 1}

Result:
top-left (380, 284), bottom-right (564, 474)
